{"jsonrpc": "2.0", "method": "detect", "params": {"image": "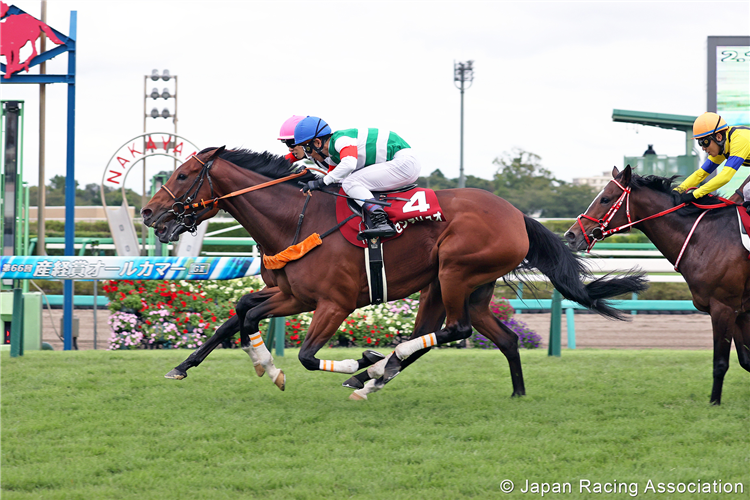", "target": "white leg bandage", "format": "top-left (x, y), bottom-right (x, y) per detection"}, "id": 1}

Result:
top-left (242, 344), bottom-right (259, 364)
top-left (352, 379), bottom-right (383, 400)
top-left (367, 353), bottom-right (390, 379)
top-left (318, 359), bottom-right (359, 374)
top-left (395, 333), bottom-right (437, 360)
top-left (248, 332), bottom-right (281, 383)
